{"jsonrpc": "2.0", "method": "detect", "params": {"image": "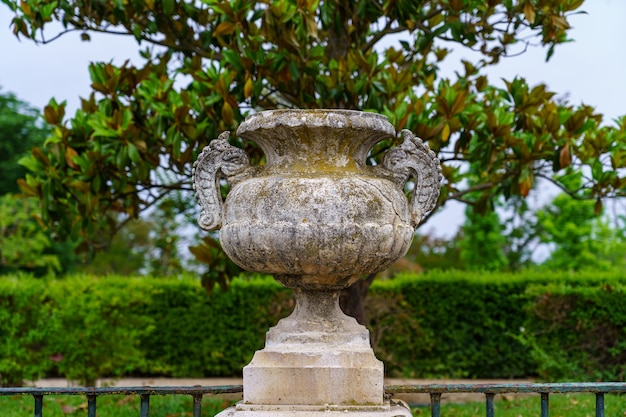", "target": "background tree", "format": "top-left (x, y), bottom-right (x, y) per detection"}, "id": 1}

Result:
top-left (78, 198), bottom-right (190, 276)
top-left (458, 206), bottom-right (508, 271)
top-left (0, 90), bottom-right (64, 275)
top-left (535, 183), bottom-right (626, 271)
top-left (0, 194), bottom-right (61, 275)
top-left (4, 0), bottom-right (626, 319)
top-left (403, 232), bottom-right (463, 272)
top-left (0, 90), bottom-right (49, 195)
